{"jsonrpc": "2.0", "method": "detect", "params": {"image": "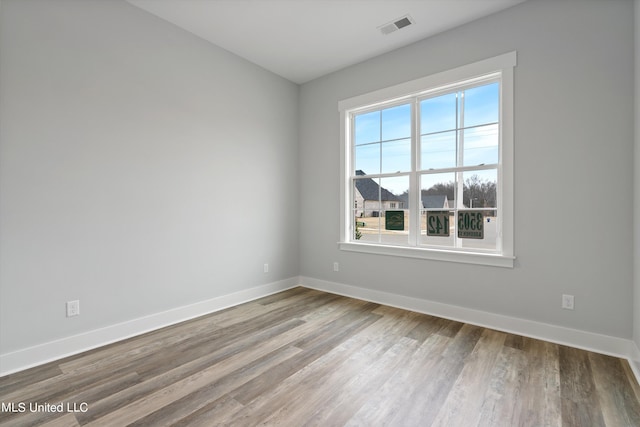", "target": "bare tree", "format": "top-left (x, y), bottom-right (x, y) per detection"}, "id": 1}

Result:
top-left (418, 174), bottom-right (496, 208)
